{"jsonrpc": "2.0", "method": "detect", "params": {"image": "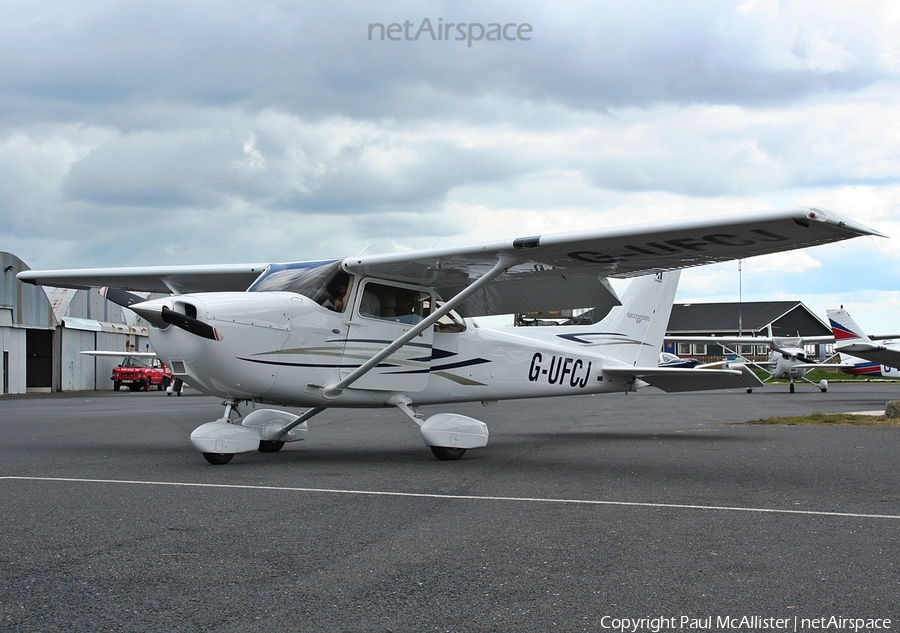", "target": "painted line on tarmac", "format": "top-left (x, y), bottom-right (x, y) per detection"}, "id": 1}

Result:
top-left (3, 476), bottom-right (900, 520)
